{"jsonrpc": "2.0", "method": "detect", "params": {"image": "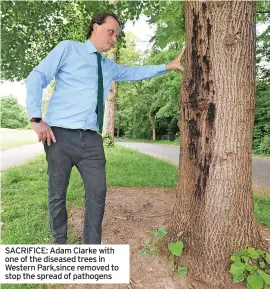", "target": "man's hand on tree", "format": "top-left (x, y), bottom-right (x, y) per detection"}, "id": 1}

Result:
top-left (166, 47), bottom-right (185, 72)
